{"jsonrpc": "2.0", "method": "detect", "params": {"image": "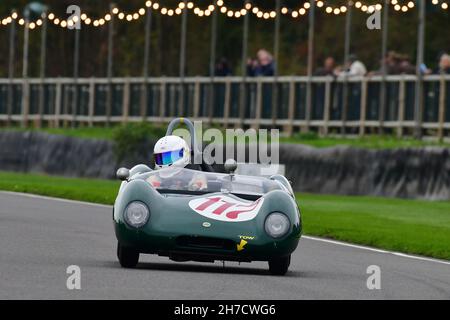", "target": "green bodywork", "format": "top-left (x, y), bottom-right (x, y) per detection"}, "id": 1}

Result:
top-left (113, 174), bottom-right (302, 263)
